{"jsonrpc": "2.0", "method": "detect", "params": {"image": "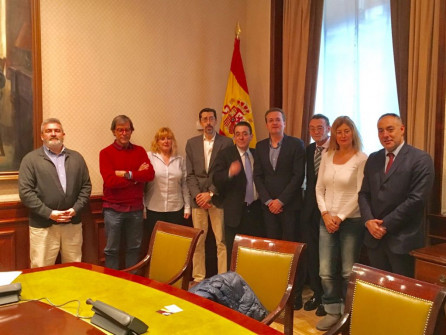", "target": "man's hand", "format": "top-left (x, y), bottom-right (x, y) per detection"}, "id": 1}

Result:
top-left (365, 219), bottom-right (386, 239)
top-left (196, 192), bottom-right (212, 208)
top-left (229, 160), bottom-right (242, 177)
top-left (268, 199), bottom-right (283, 214)
top-left (138, 162), bottom-right (150, 171)
top-left (50, 210), bottom-right (73, 223)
